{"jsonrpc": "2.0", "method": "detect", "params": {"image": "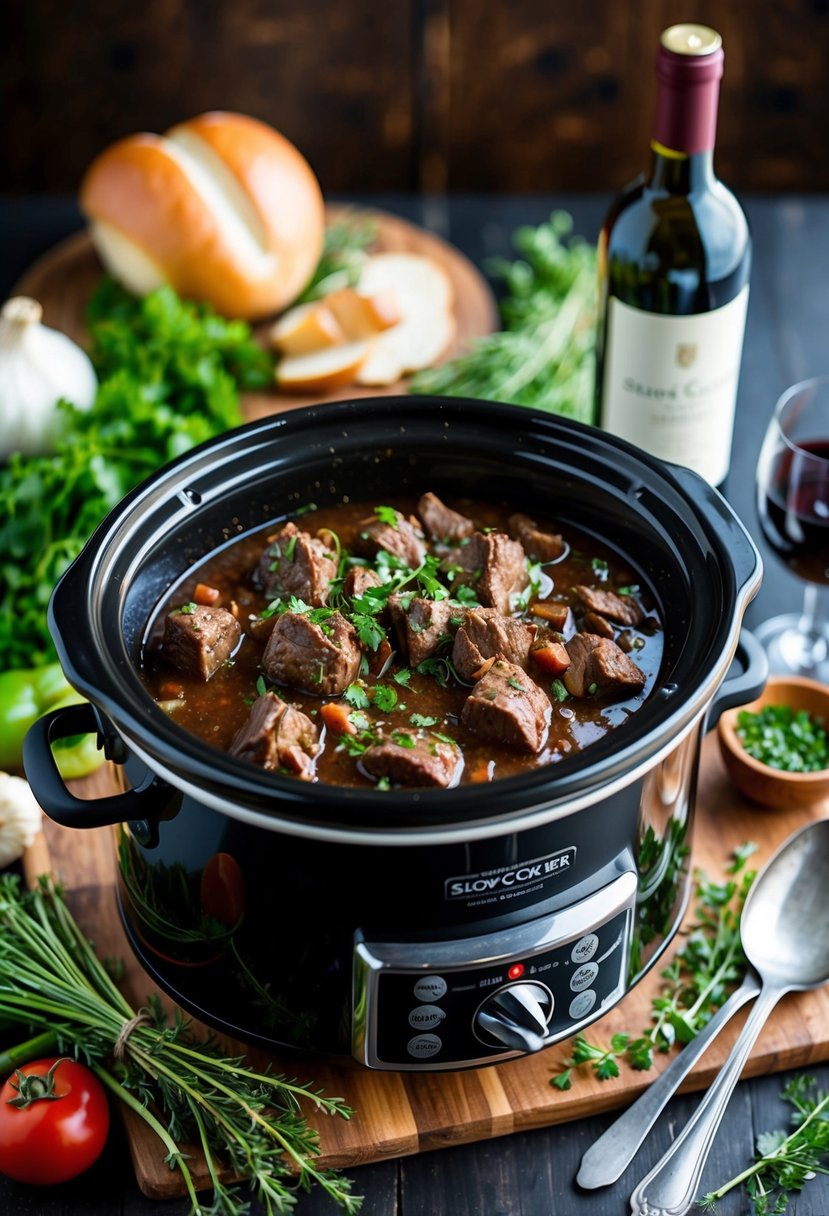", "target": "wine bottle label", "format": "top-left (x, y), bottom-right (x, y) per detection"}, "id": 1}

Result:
top-left (600, 286), bottom-right (749, 486)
